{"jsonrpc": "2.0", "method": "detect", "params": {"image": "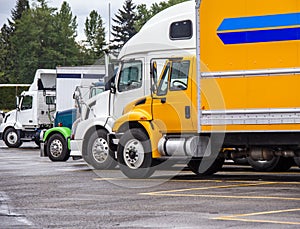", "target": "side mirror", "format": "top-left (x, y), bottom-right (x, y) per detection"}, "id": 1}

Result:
top-left (37, 78), bottom-right (44, 90)
top-left (73, 90), bottom-right (80, 100)
top-left (16, 96), bottom-right (20, 110)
